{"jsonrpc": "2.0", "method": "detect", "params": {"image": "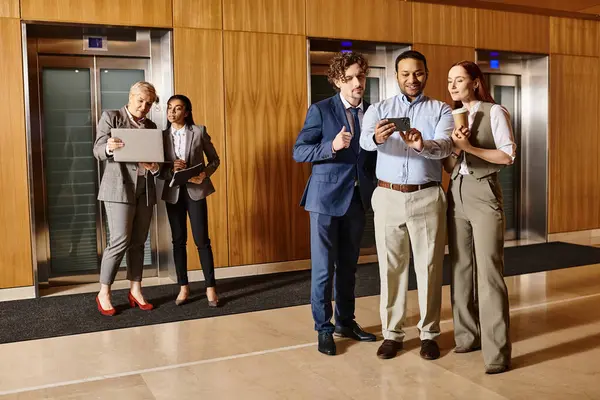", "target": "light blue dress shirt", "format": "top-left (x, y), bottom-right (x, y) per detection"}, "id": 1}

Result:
top-left (360, 93), bottom-right (454, 185)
